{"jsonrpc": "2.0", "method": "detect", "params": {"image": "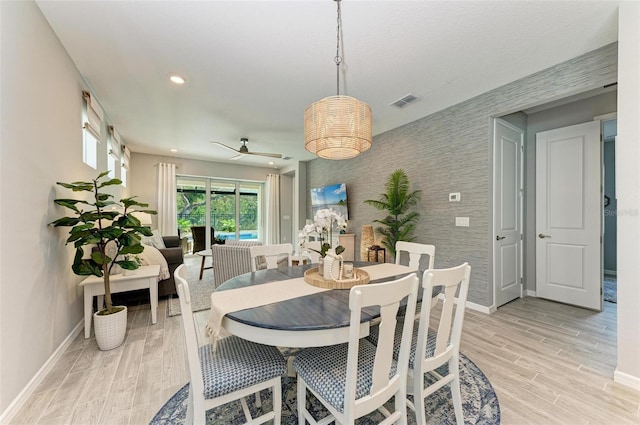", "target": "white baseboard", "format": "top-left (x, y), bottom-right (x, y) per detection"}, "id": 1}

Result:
top-left (614, 369), bottom-right (640, 392)
top-left (525, 290), bottom-right (537, 297)
top-left (0, 320), bottom-right (84, 424)
top-left (604, 269), bottom-right (617, 276)
top-left (466, 301), bottom-right (495, 314)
